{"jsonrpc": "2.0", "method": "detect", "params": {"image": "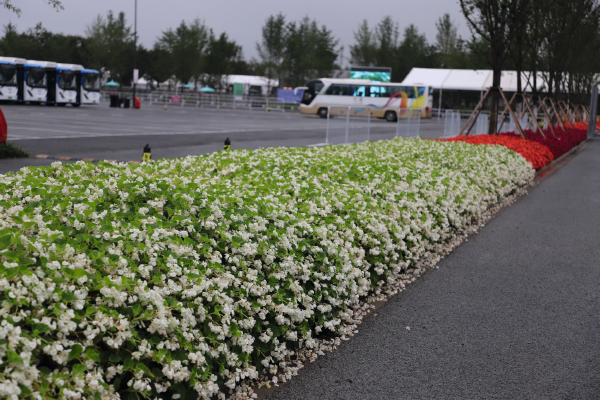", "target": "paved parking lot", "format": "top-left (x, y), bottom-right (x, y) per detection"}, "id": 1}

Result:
top-left (0, 103), bottom-right (446, 173)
